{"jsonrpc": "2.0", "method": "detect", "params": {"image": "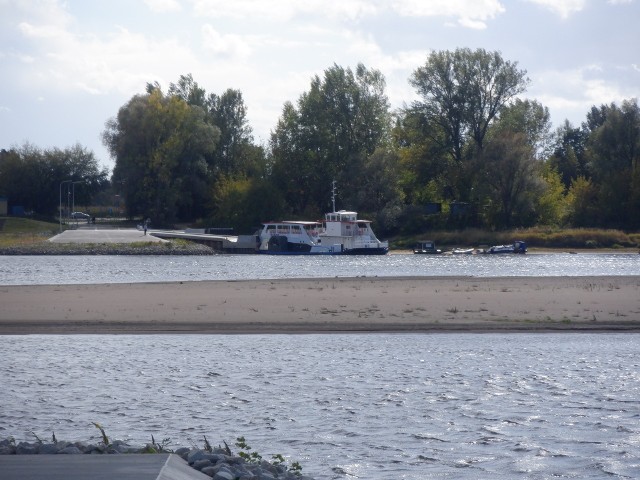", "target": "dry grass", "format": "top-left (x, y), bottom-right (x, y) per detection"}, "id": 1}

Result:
top-left (0, 217), bottom-right (58, 248)
top-left (395, 227), bottom-right (639, 250)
